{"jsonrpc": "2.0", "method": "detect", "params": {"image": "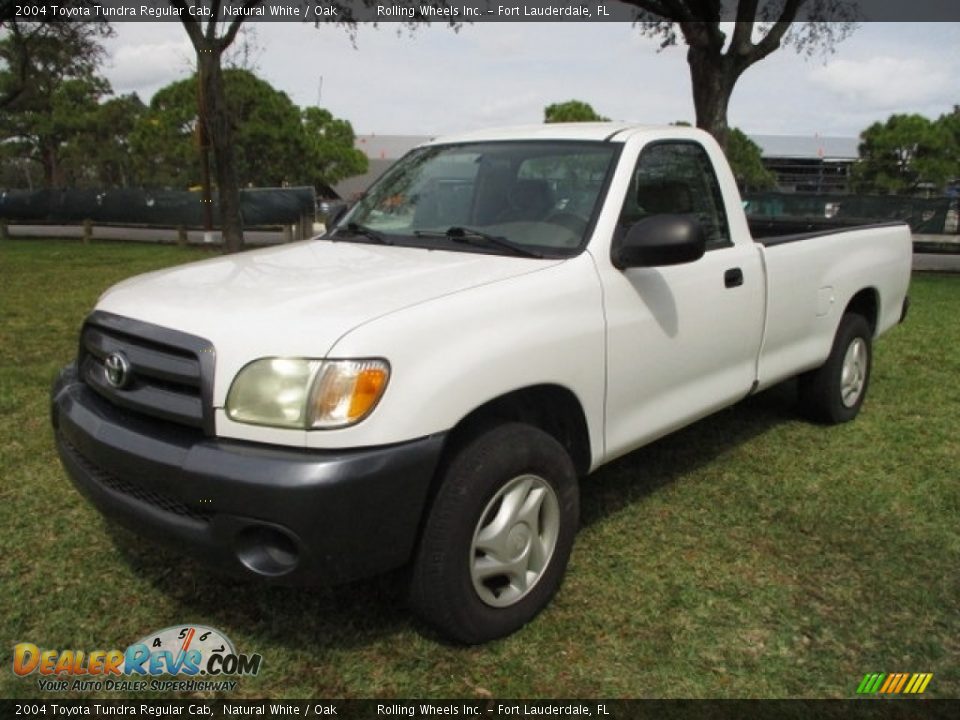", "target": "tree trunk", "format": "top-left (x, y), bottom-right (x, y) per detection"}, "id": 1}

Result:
top-left (22, 160), bottom-right (33, 190)
top-left (687, 45), bottom-right (739, 151)
top-left (41, 142), bottom-right (64, 188)
top-left (195, 60), bottom-right (214, 238)
top-left (198, 49), bottom-right (244, 253)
